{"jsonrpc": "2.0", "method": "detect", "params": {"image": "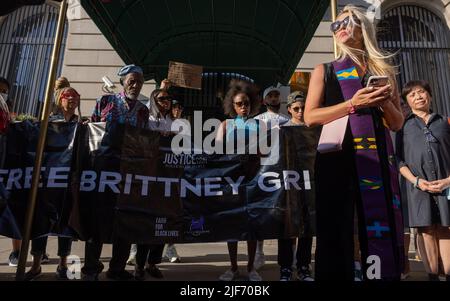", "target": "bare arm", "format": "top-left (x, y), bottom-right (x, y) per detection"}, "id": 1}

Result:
top-left (304, 64), bottom-right (395, 127)
top-left (399, 165), bottom-right (433, 192)
top-left (399, 166), bottom-right (419, 185)
top-left (215, 120), bottom-right (226, 142)
top-left (304, 64), bottom-right (350, 127)
top-left (160, 79), bottom-right (171, 90)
